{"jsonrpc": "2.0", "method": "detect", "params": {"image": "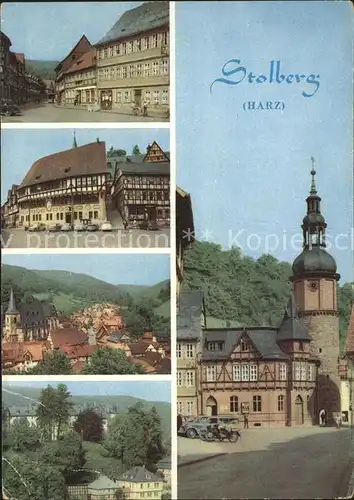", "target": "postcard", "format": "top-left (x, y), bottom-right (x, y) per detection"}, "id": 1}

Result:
top-left (1, 1), bottom-right (170, 123)
top-left (175, 2), bottom-right (354, 499)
